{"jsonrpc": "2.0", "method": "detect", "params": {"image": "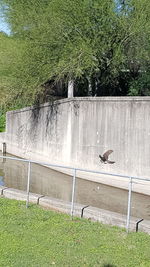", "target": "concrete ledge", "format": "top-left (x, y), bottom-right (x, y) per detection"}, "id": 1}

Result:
top-left (39, 196), bottom-right (82, 216)
top-left (39, 196), bottom-right (71, 213)
top-left (138, 220), bottom-right (150, 234)
top-left (39, 196), bottom-right (150, 234)
top-left (2, 188), bottom-right (43, 204)
top-left (6, 96), bottom-right (150, 114)
top-left (83, 206), bottom-right (127, 228)
top-left (83, 206), bottom-right (150, 233)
